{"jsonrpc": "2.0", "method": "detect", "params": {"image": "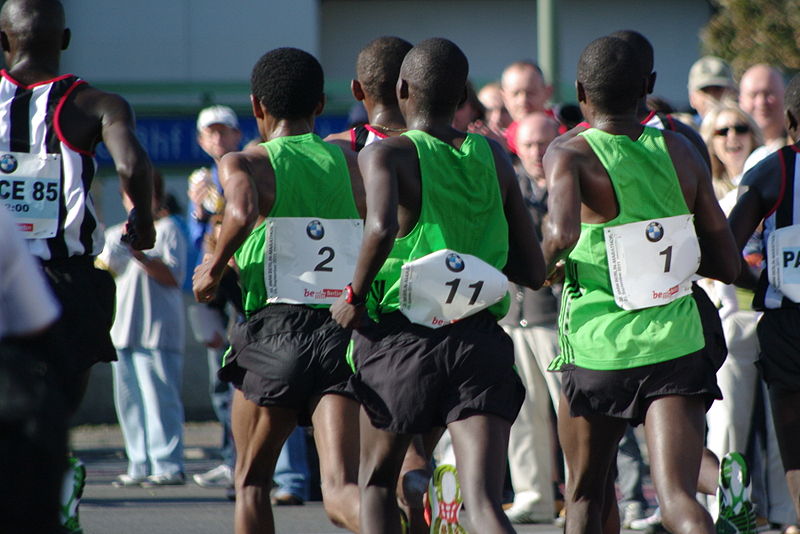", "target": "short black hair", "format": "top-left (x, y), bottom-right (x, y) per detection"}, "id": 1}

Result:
top-left (400, 38), bottom-right (468, 116)
top-left (577, 36), bottom-right (644, 114)
top-left (0, 0), bottom-right (65, 53)
top-left (251, 48), bottom-right (324, 120)
top-left (786, 73), bottom-right (800, 118)
top-left (356, 36), bottom-right (413, 105)
top-left (608, 30), bottom-right (653, 74)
